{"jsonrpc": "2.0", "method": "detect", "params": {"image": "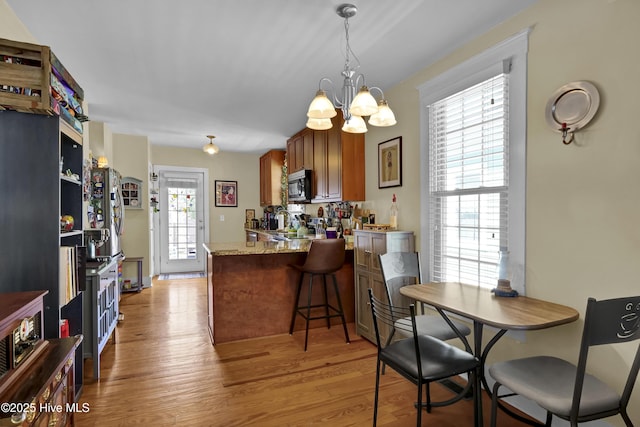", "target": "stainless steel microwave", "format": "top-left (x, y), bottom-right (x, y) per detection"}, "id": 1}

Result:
top-left (288, 169), bottom-right (312, 203)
